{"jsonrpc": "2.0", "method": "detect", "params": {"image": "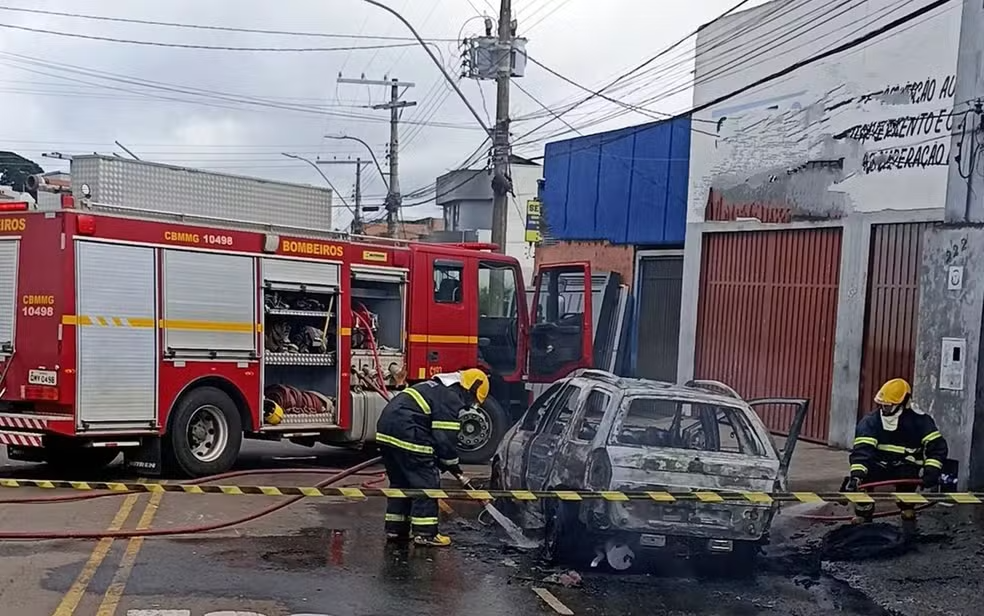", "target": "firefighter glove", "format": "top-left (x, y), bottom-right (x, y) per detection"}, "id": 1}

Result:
top-left (845, 476), bottom-right (862, 492)
top-left (922, 467), bottom-right (941, 490)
